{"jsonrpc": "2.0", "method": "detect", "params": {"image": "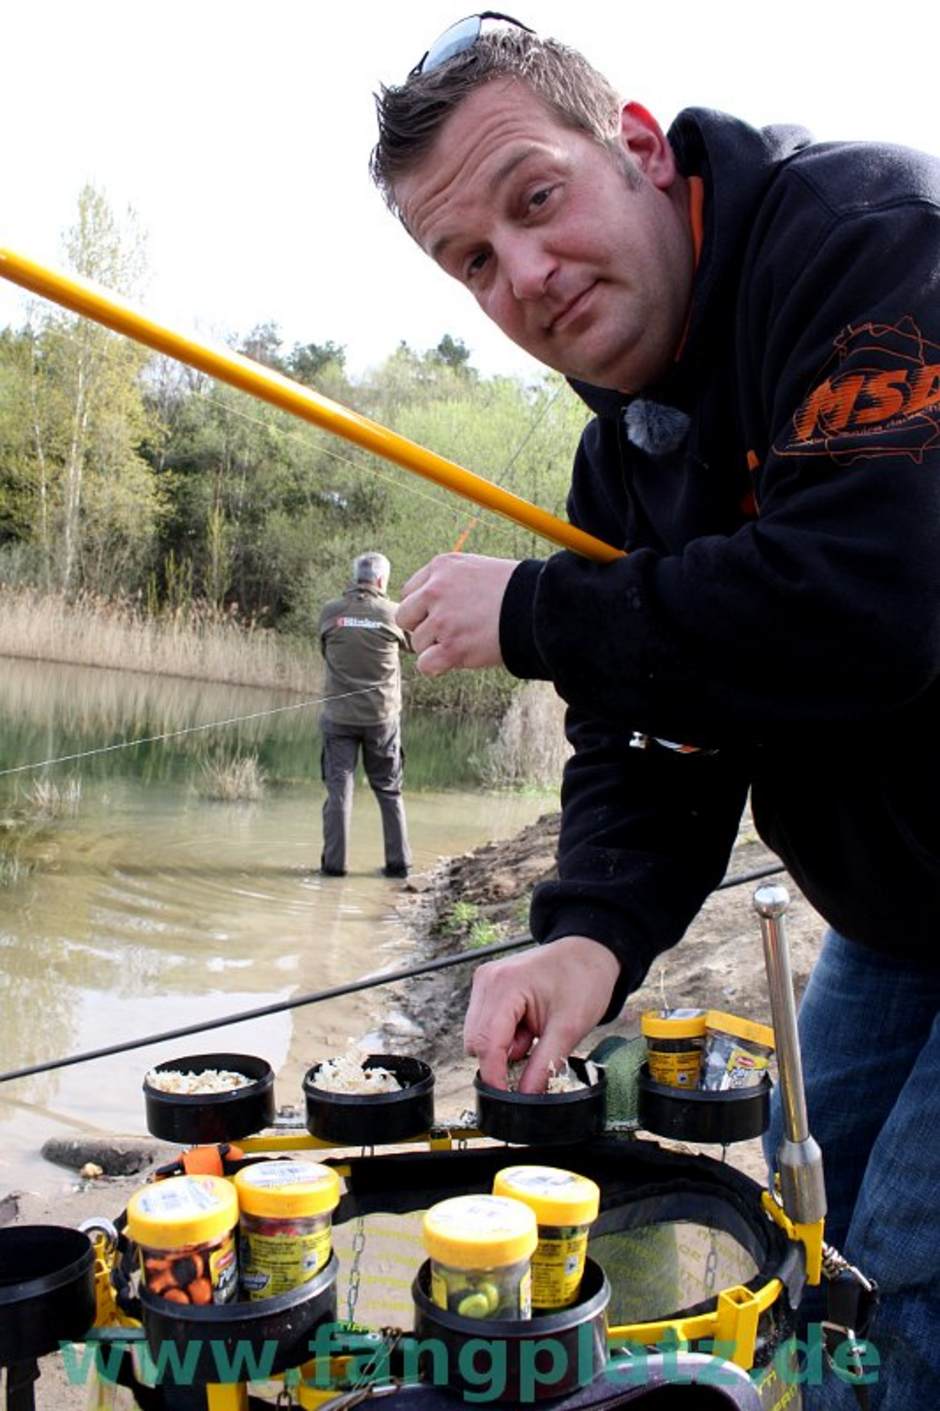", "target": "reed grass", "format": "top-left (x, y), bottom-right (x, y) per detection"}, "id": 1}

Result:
top-left (197, 752), bottom-right (267, 801)
top-left (0, 592), bottom-right (569, 791)
top-left (0, 588), bottom-right (321, 694)
top-left (21, 776), bottom-right (82, 818)
top-left (480, 680), bottom-right (572, 789)
top-left (0, 856), bottom-right (30, 887)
